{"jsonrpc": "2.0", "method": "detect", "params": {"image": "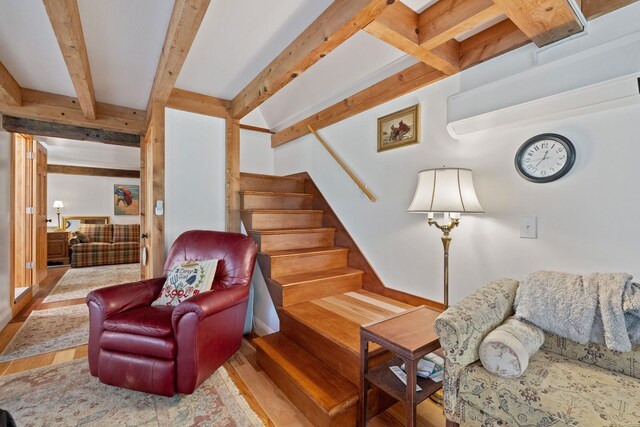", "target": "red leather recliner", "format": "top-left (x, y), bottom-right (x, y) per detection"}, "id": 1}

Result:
top-left (86, 230), bottom-right (257, 396)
